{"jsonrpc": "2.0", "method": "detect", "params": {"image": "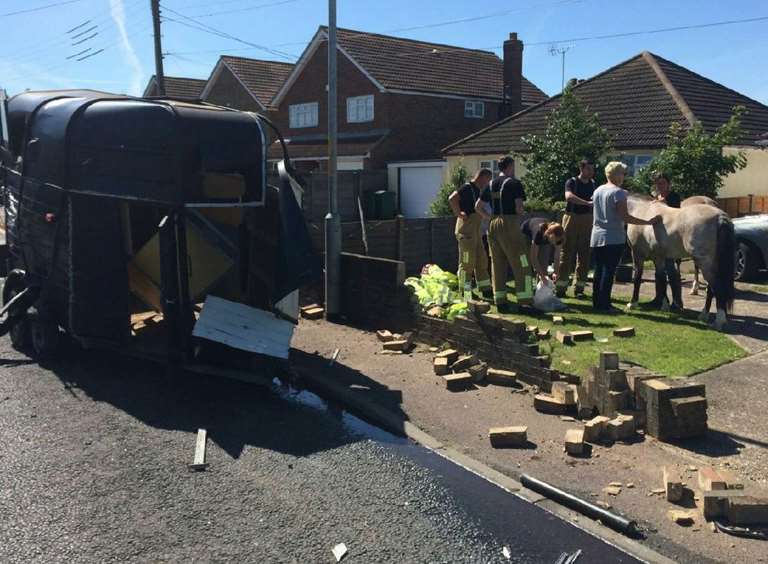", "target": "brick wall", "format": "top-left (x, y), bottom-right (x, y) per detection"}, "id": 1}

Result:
top-left (415, 313), bottom-right (562, 392)
top-left (339, 253), bottom-right (412, 326)
top-left (203, 66), bottom-right (265, 112)
top-left (717, 195), bottom-right (768, 217)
